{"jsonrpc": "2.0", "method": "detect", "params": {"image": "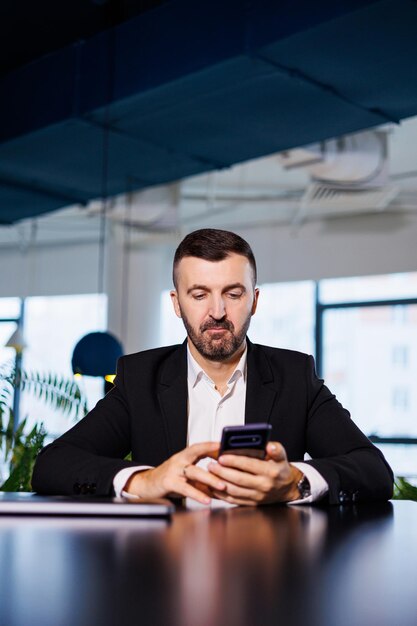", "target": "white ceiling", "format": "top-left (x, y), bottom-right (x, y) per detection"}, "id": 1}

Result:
top-left (1, 115), bottom-right (417, 249)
